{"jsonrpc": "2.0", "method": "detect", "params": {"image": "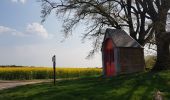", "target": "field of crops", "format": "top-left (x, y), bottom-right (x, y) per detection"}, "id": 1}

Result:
top-left (0, 67), bottom-right (102, 80)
